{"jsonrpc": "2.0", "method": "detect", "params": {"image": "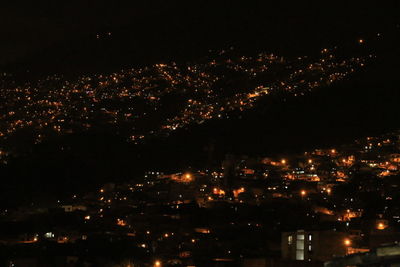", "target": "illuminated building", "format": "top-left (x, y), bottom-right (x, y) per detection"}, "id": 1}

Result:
top-left (282, 230), bottom-right (349, 262)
